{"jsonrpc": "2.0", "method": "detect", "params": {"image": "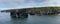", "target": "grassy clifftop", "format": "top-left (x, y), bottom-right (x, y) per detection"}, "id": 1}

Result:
top-left (29, 7), bottom-right (60, 14)
top-left (1, 7), bottom-right (60, 12)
